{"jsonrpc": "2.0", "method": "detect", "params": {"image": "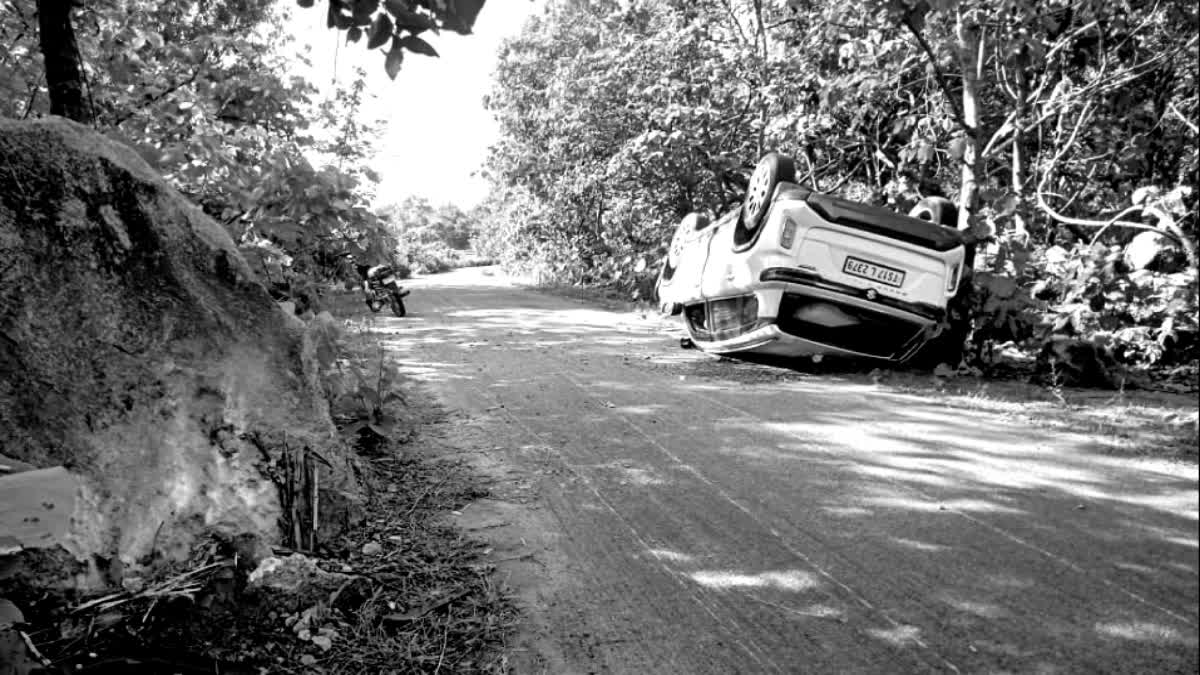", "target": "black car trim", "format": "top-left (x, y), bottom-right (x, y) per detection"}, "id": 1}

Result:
top-left (759, 267), bottom-right (945, 322)
top-left (803, 192), bottom-right (964, 252)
